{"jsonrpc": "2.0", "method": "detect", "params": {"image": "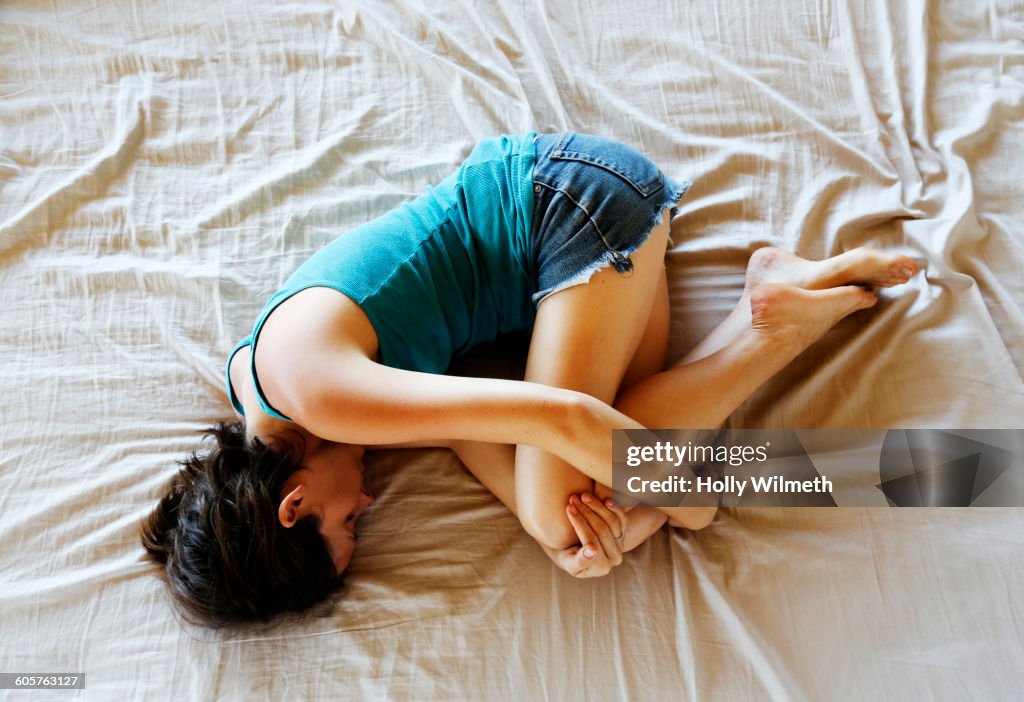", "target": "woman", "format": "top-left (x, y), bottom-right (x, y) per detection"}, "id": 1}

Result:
top-left (142, 132), bottom-right (917, 626)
